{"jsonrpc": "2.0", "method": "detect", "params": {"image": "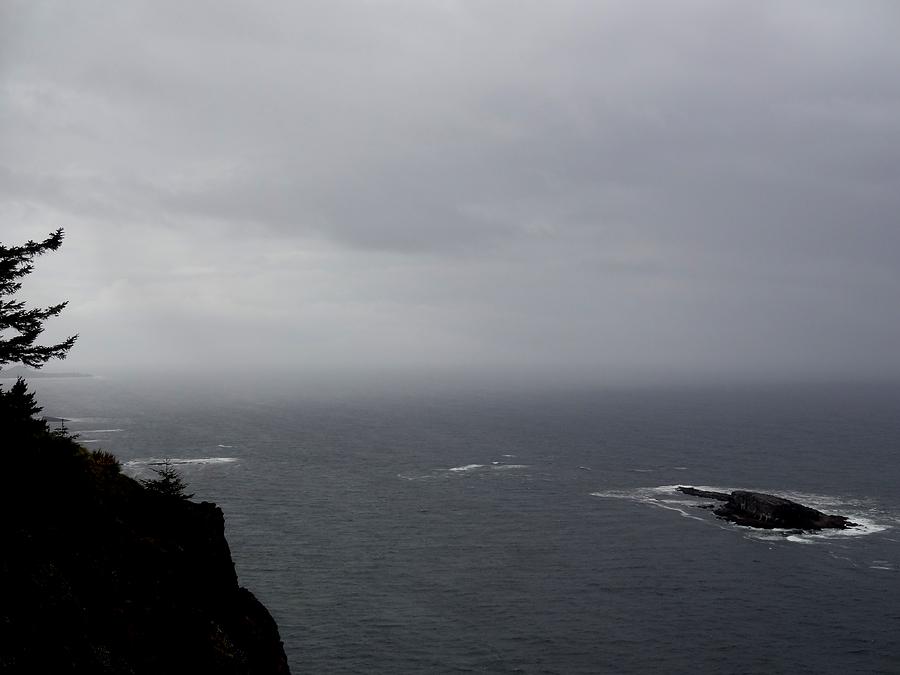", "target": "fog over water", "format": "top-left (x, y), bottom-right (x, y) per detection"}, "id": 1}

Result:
top-left (3, 1), bottom-right (900, 380)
